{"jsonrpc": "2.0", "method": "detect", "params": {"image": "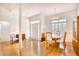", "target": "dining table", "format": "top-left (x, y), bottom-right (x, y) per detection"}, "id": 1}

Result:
top-left (52, 37), bottom-right (61, 47)
top-left (52, 37), bottom-right (61, 42)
